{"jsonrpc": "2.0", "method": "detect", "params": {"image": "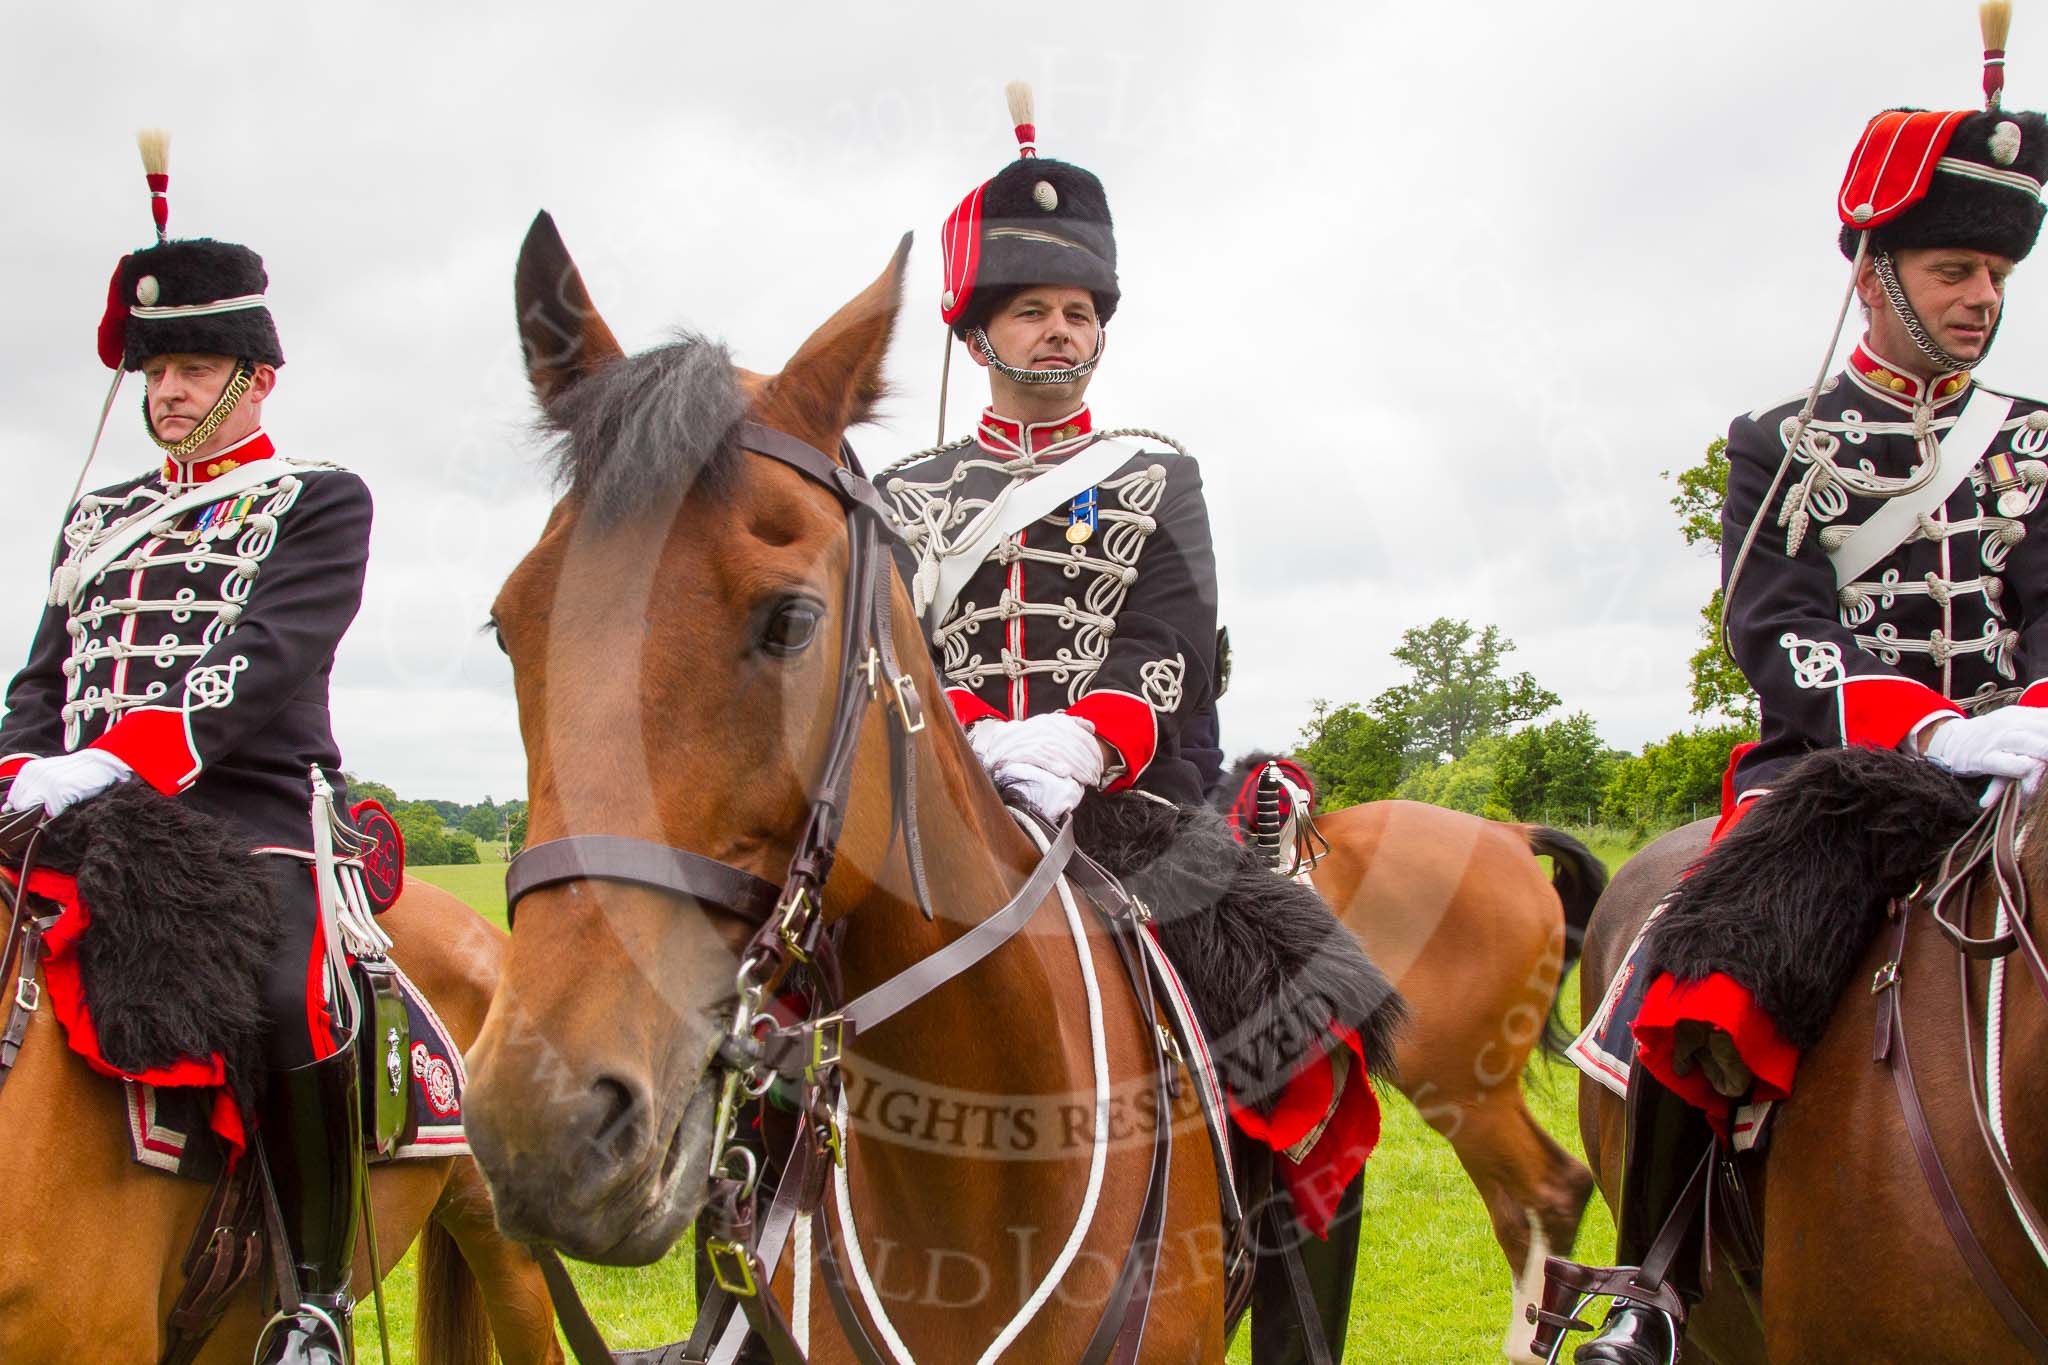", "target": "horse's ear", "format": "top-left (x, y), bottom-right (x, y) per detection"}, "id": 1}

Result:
top-left (515, 210), bottom-right (625, 408)
top-left (769, 233), bottom-right (911, 442)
